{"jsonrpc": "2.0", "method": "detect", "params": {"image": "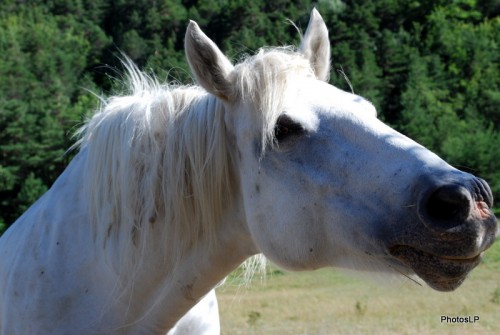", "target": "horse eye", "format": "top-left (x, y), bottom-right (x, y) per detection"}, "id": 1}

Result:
top-left (274, 115), bottom-right (305, 143)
